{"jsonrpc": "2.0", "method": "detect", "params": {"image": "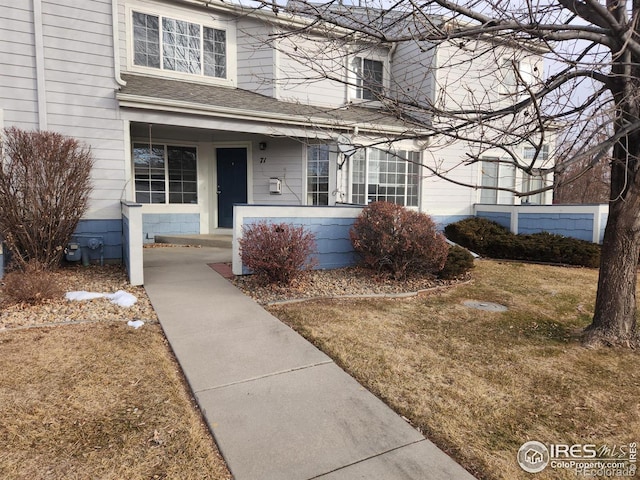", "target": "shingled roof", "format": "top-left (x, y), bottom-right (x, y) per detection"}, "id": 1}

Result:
top-left (117, 74), bottom-right (409, 133)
